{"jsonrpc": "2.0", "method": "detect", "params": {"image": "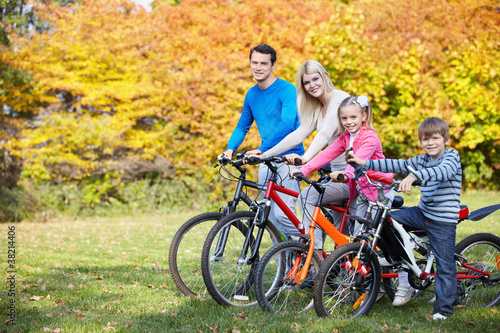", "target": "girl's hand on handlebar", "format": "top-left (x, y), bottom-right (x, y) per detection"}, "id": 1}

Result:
top-left (399, 174), bottom-right (416, 193)
top-left (290, 168), bottom-right (301, 178)
top-left (346, 151), bottom-right (367, 166)
top-left (329, 171), bottom-right (347, 183)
